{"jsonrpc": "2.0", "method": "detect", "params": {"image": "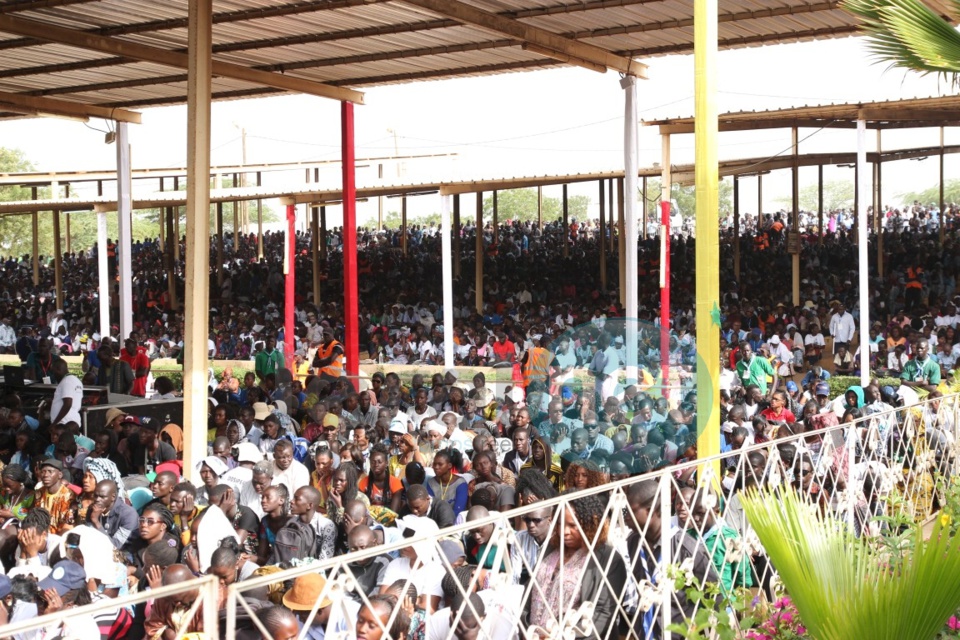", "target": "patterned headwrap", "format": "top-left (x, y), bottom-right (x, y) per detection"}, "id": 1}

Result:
top-left (83, 457), bottom-right (126, 499)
